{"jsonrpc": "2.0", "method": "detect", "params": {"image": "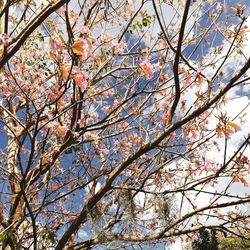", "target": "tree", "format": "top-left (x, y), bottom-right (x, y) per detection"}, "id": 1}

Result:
top-left (191, 229), bottom-right (219, 250)
top-left (187, 230), bottom-right (250, 250)
top-left (218, 233), bottom-right (250, 250)
top-left (0, 0), bottom-right (249, 249)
